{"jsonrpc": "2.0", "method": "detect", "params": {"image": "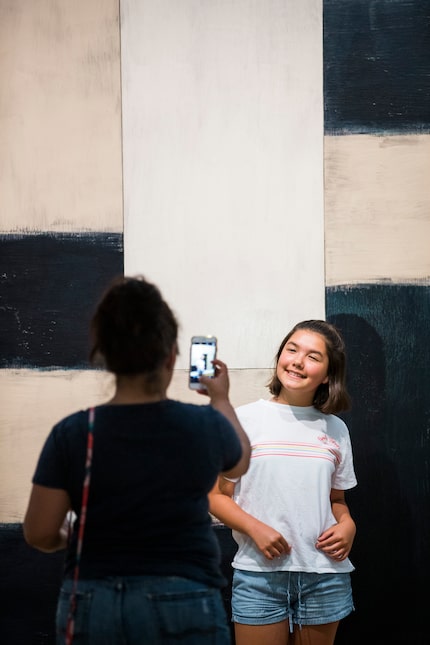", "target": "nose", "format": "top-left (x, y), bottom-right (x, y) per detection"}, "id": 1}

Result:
top-left (292, 355), bottom-right (304, 368)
